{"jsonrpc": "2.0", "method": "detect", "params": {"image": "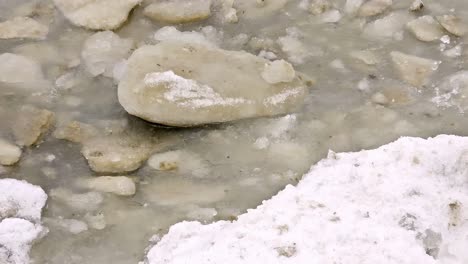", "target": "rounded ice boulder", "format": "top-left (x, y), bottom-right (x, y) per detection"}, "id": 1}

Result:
top-left (117, 42), bottom-right (308, 127)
